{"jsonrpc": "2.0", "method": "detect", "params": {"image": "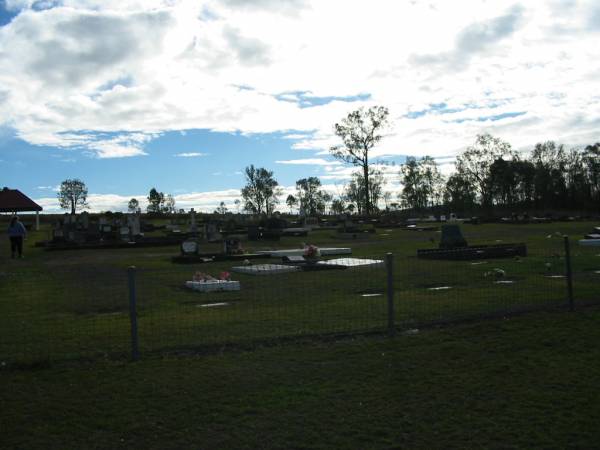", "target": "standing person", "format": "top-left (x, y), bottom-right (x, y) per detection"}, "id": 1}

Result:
top-left (7, 215), bottom-right (27, 258)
